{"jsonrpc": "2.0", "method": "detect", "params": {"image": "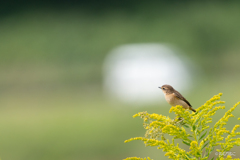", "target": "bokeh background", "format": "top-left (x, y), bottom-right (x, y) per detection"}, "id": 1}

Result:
top-left (0, 1), bottom-right (240, 160)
